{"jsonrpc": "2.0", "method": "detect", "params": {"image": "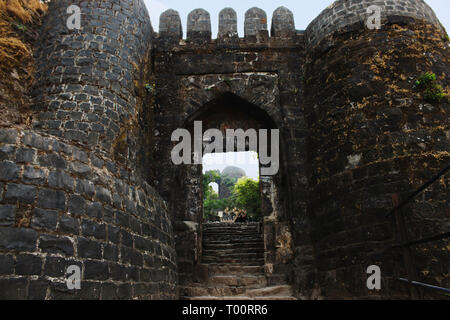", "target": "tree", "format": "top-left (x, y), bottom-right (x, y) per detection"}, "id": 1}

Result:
top-left (233, 177), bottom-right (261, 219)
top-left (202, 171), bottom-right (260, 221)
top-left (203, 189), bottom-right (239, 220)
top-left (203, 190), bottom-right (219, 219)
top-left (202, 170), bottom-right (221, 200)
